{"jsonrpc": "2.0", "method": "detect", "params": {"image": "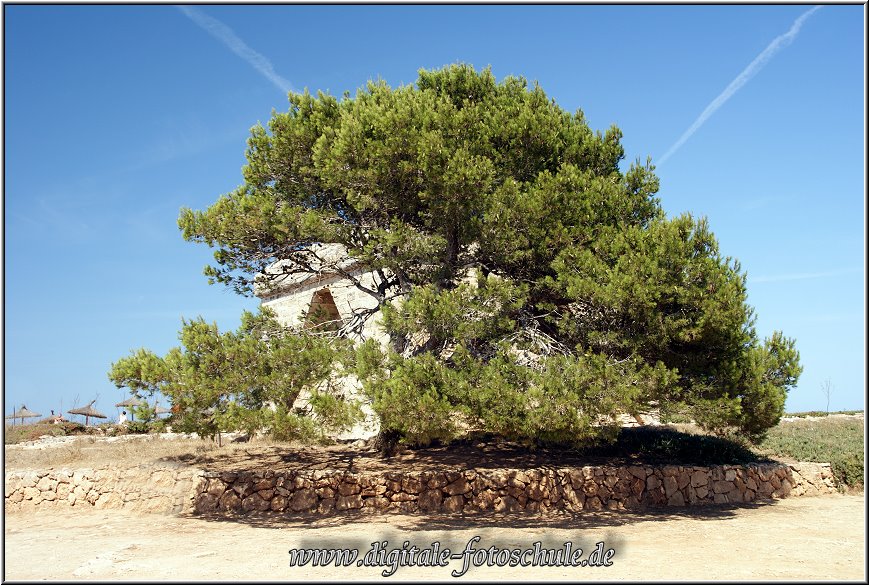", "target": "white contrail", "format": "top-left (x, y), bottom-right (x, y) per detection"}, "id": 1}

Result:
top-left (178, 6), bottom-right (294, 95)
top-left (657, 6), bottom-right (822, 166)
top-left (749, 267), bottom-right (861, 284)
